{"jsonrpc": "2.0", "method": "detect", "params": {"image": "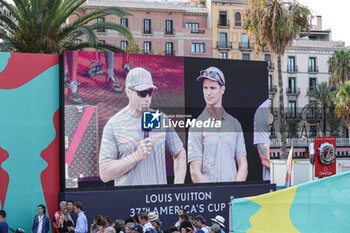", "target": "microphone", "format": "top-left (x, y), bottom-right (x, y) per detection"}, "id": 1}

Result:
top-left (144, 129), bottom-right (150, 139)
